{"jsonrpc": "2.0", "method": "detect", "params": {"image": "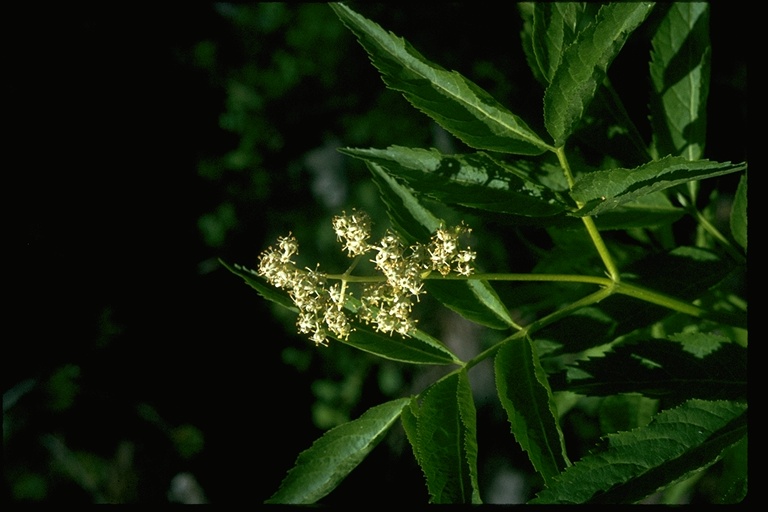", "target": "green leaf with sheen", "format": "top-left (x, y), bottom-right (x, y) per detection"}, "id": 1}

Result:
top-left (531, 3), bottom-right (590, 83)
top-left (592, 192), bottom-right (684, 230)
top-left (730, 173), bottom-right (747, 251)
top-left (529, 399), bottom-right (747, 504)
top-left (604, 246), bottom-right (745, 332)
top-left (549, 339), bottom-right (747, 405)
top-left (219, 259), bottom-right (296, 310)
top-left (341, 146), bottom-right (570, 218)
top-left (365, 160), bottom-right (520, 330)
top-left (220, 260), bottom-right (460, 365)
top-left (528, 3), bottom-right (650, 167)
top-left (342, 323), bottom-right (461, 366)
top-left (495, 336), bottom-right (570, 485)
top-left (330, 3), bottom-right (550, 155)
top-left (650, 3), bottom-right (710, 160)
top-left (570, 156), bottom-right (747, 216)
top-left (266, 398), bottom-right (411, 504)
top-left (404, 371), bottom-right (481, 504)
top-left (544, 2), bottom-right (654, 146)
